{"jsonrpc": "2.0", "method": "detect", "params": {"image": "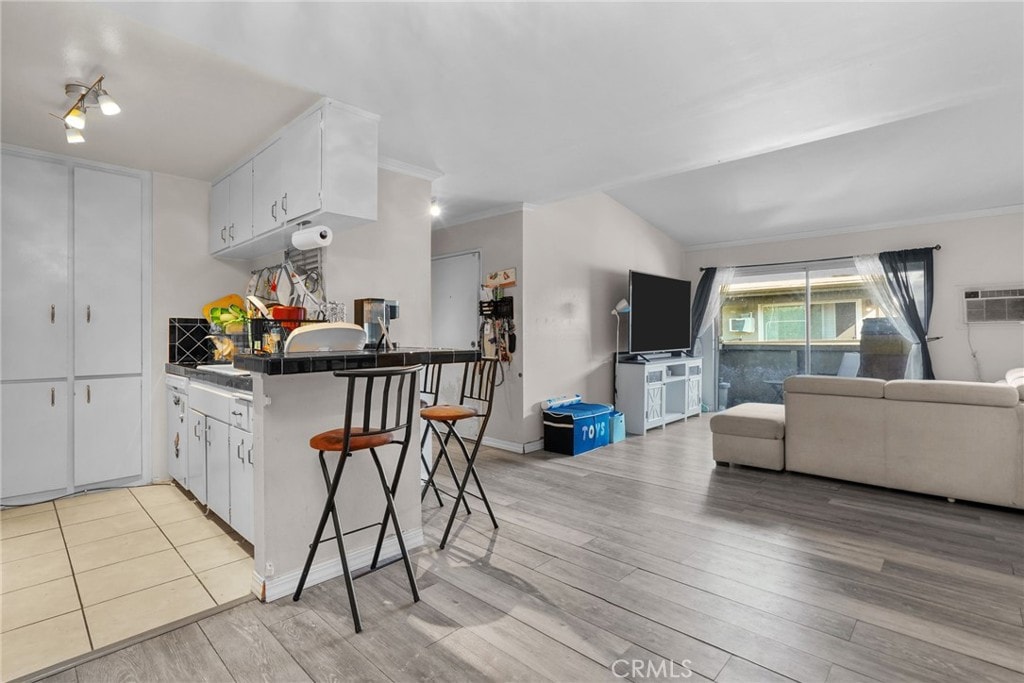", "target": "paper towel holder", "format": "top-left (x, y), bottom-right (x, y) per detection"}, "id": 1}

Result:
top-left (291, 221), bottom-right (333, 250)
